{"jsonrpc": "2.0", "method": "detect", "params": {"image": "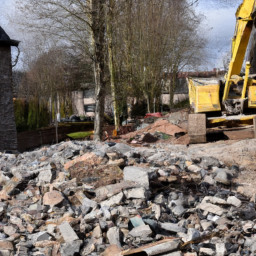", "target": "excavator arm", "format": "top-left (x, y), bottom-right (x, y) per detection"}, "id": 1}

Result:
top-left (223, 0), bottom-right (256, 101)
